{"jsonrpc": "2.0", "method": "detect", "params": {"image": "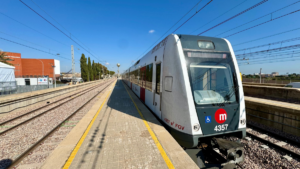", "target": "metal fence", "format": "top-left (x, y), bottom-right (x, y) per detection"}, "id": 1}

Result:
top-left (0, 81), bottom-right (67, 97)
